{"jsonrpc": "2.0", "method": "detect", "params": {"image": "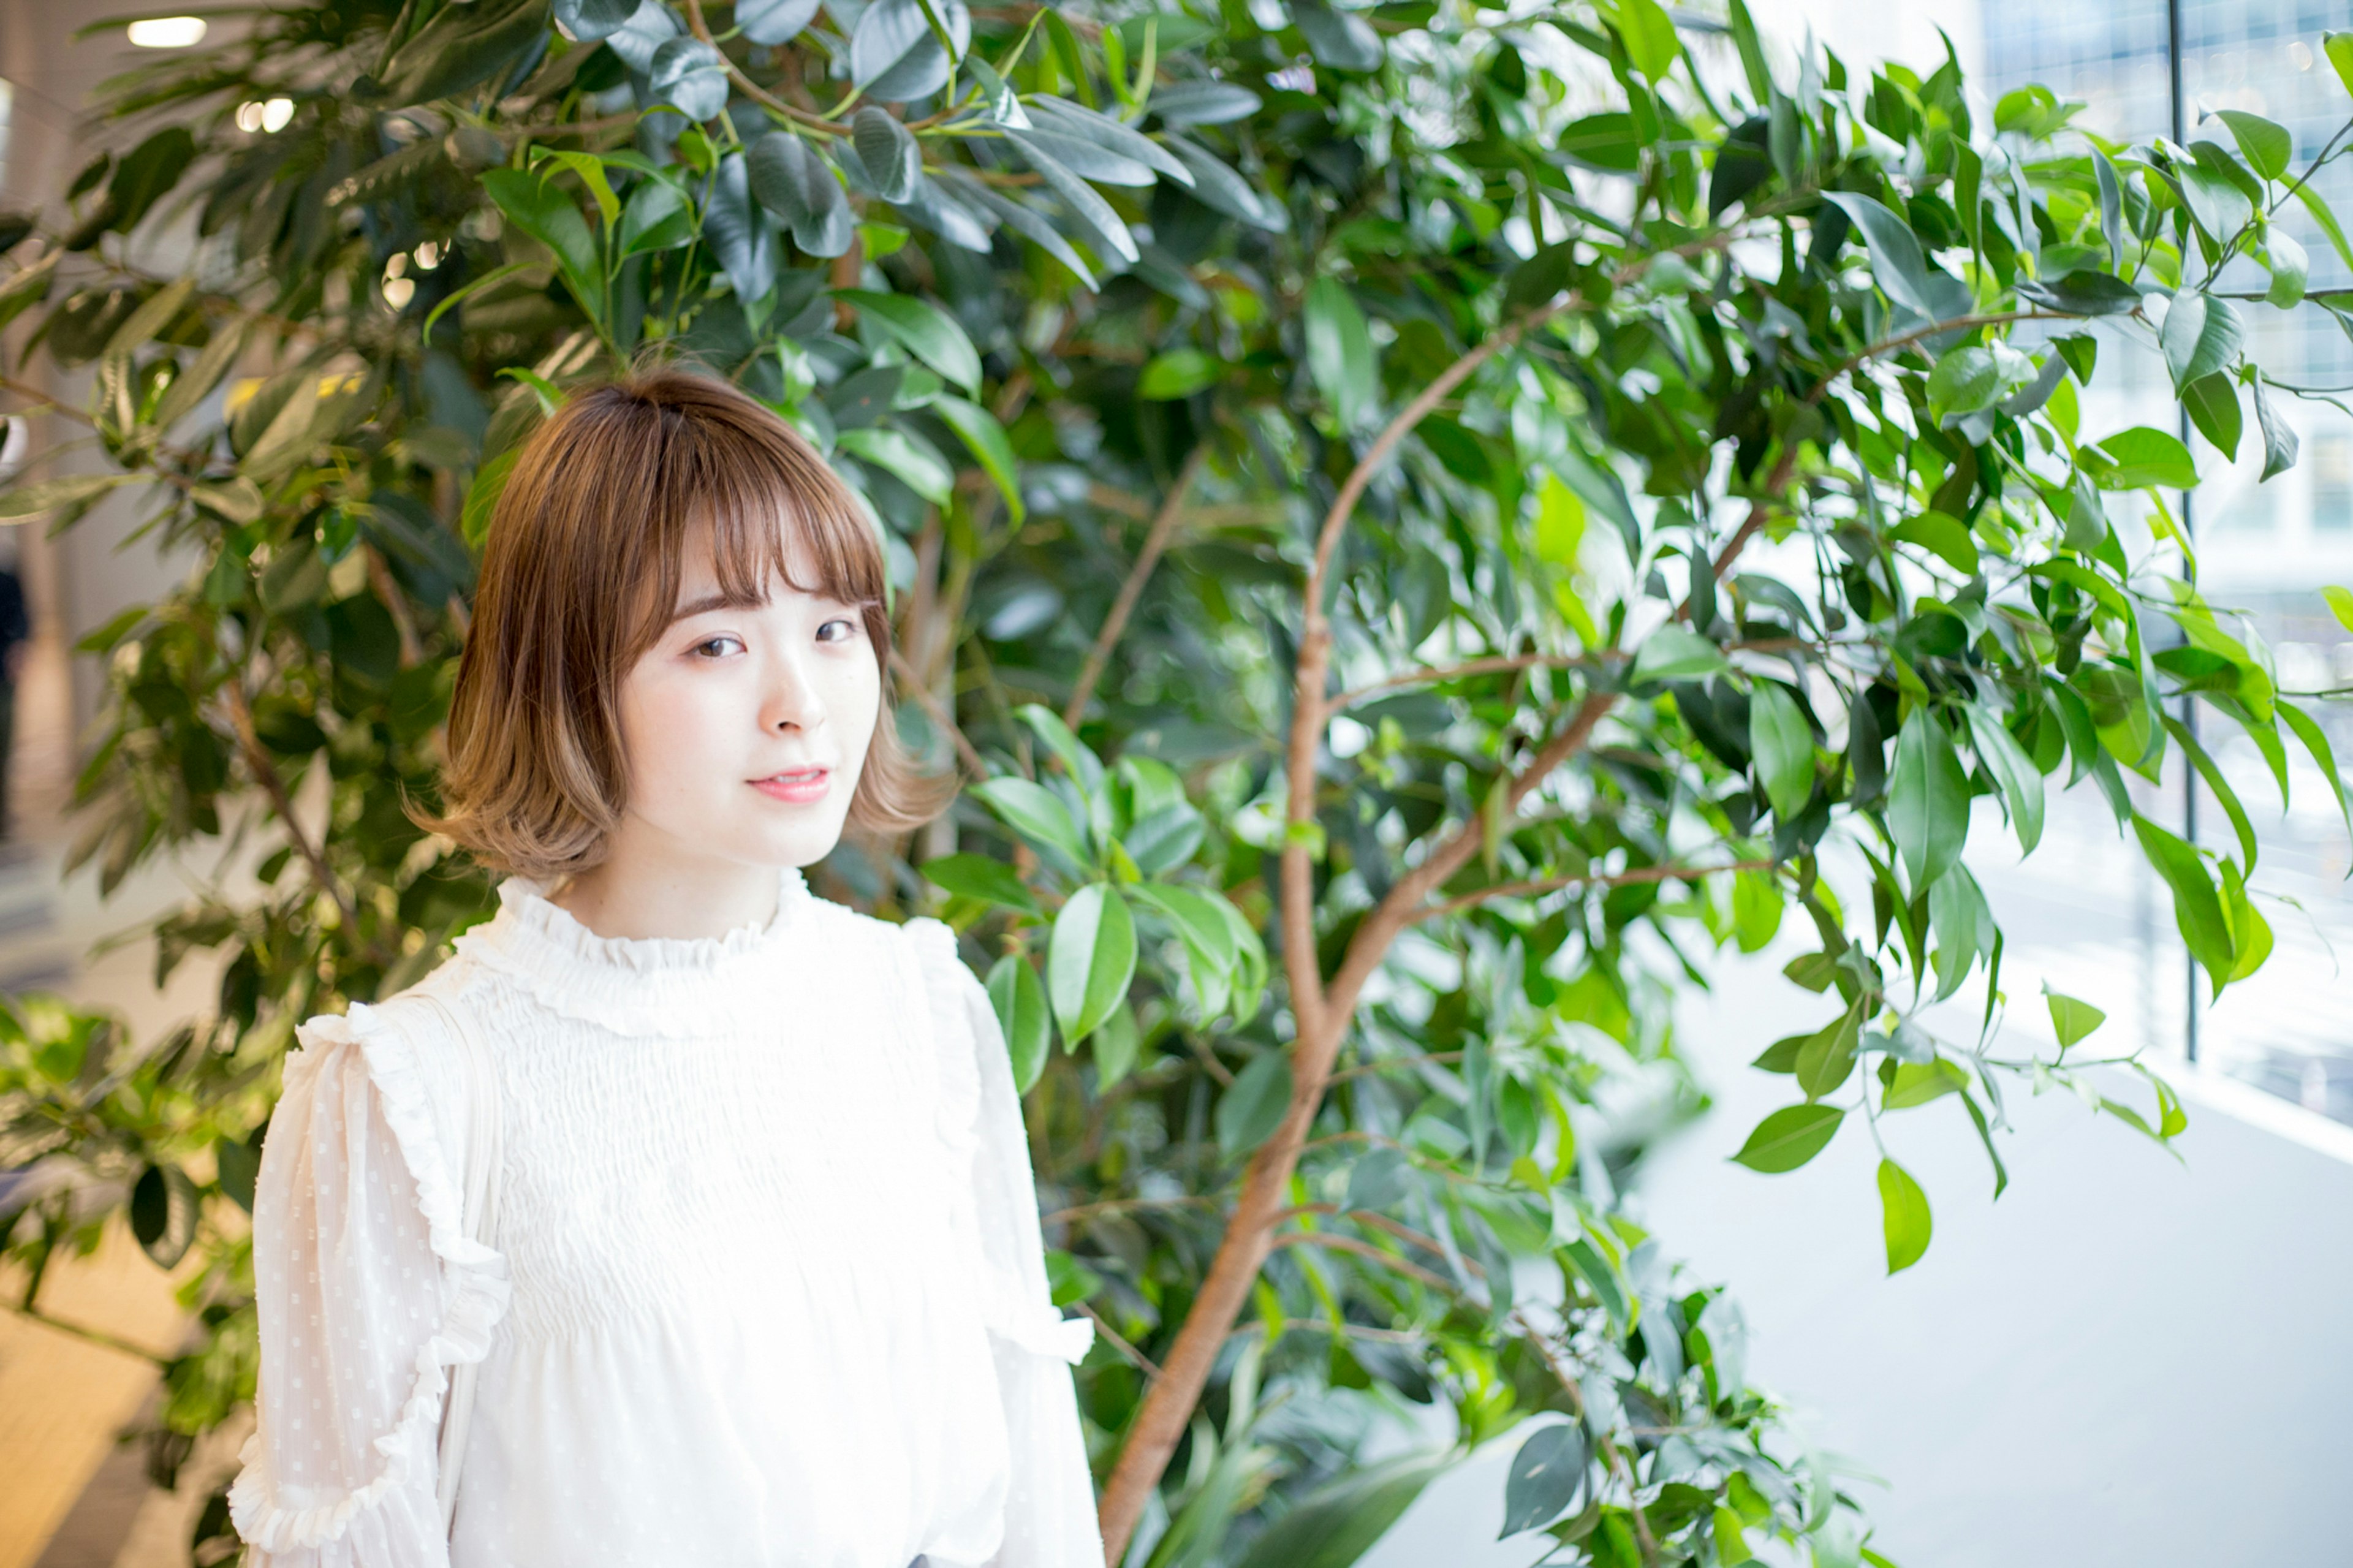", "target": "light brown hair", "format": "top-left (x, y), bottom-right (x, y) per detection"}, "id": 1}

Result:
top-left (422, 363), bottom-right (950, 882)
